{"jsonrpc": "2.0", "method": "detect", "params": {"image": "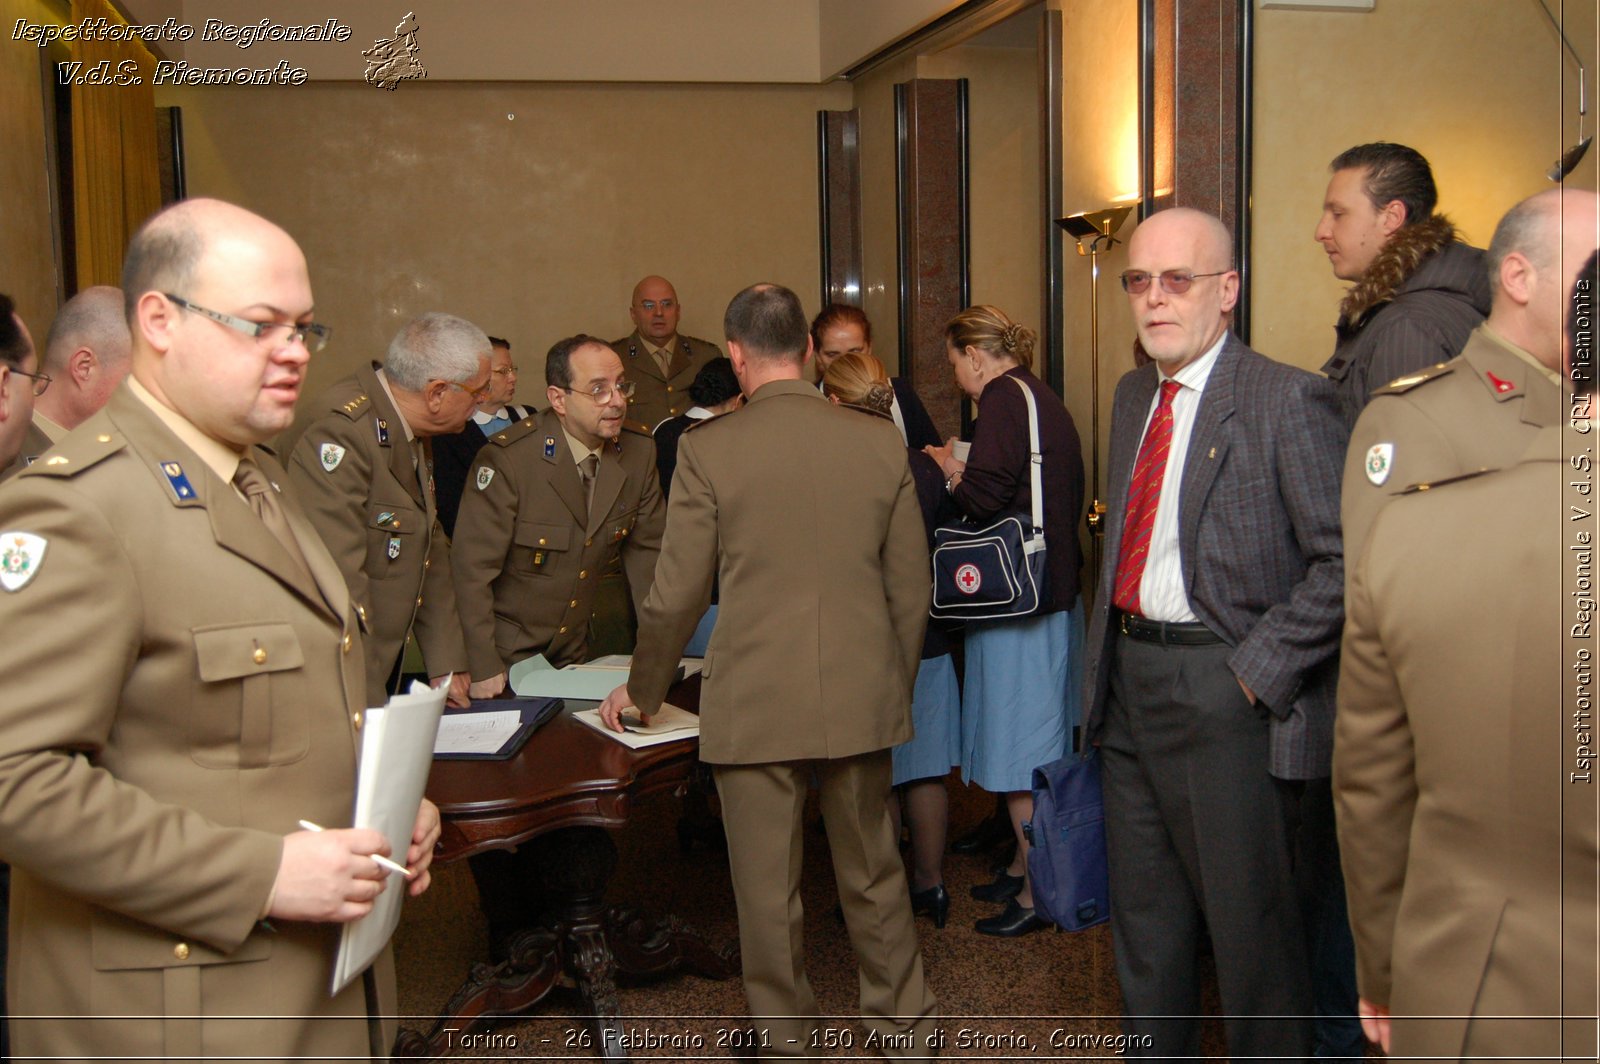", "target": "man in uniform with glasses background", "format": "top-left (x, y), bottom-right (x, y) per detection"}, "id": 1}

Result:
top-left (285, 312), bottom-right (490, 710)
top-left (450, 333), bottom-right (665, 954)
